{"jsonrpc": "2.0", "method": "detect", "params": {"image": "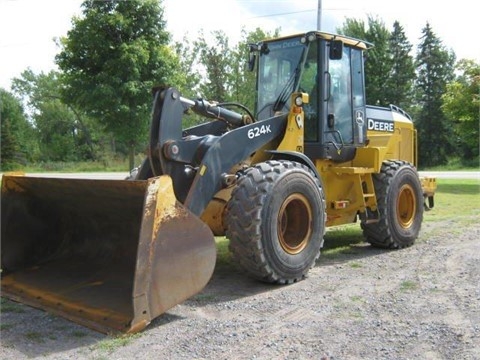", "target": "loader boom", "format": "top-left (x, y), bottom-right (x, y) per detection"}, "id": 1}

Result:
top-left (145, 87), bottom-right (289, 215)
